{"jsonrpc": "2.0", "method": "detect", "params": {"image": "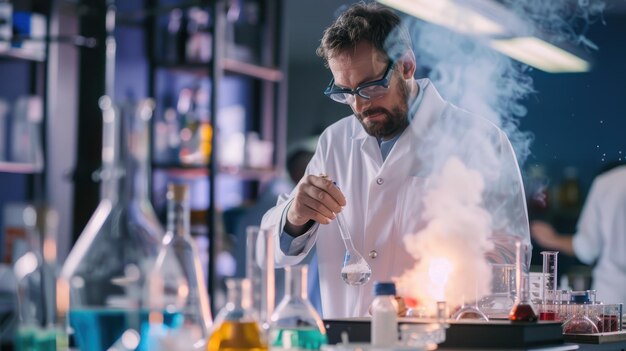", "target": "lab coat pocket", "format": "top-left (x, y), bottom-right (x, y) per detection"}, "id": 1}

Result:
top-left (394, 176), bottom-right (428, 238)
